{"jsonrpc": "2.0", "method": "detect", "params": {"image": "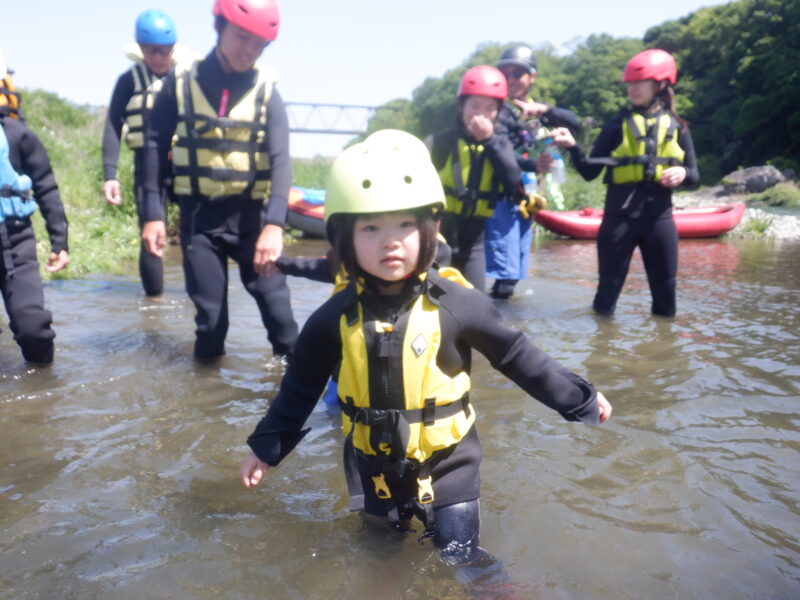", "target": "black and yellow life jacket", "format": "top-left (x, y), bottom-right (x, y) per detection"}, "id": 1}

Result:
top-left (171, 60), bottom-right (273, 201)
top-left (337, 268), bottom-right (475, 468)
top-left (438, 138), bottom-right (503, 219)
top-left (0, 74), bottom-right (21, 120)
top-left (608, 109), bottom-right (685, 185)
top-left (123, 61), bottom-right (163, 149)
